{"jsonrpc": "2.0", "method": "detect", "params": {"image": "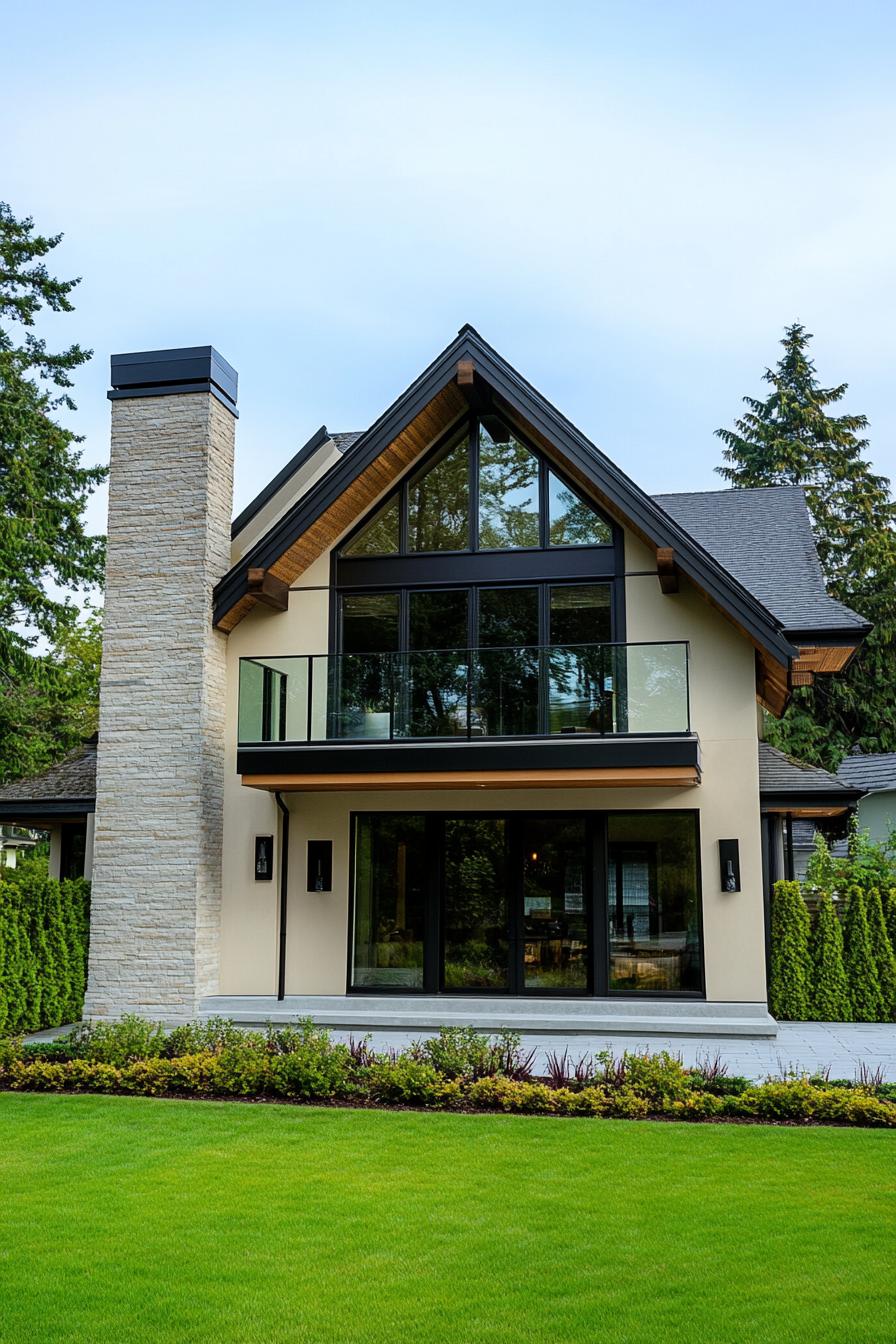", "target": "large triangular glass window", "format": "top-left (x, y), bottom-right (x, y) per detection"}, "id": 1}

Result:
top-left (548, 470), bottom-right (612, 547)
top-left (340, 495), bottom-right (400, 557)
top-left (407, 431), bottom-right (470, 552)
top-left (478, 415), bottom-right (540, 550)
